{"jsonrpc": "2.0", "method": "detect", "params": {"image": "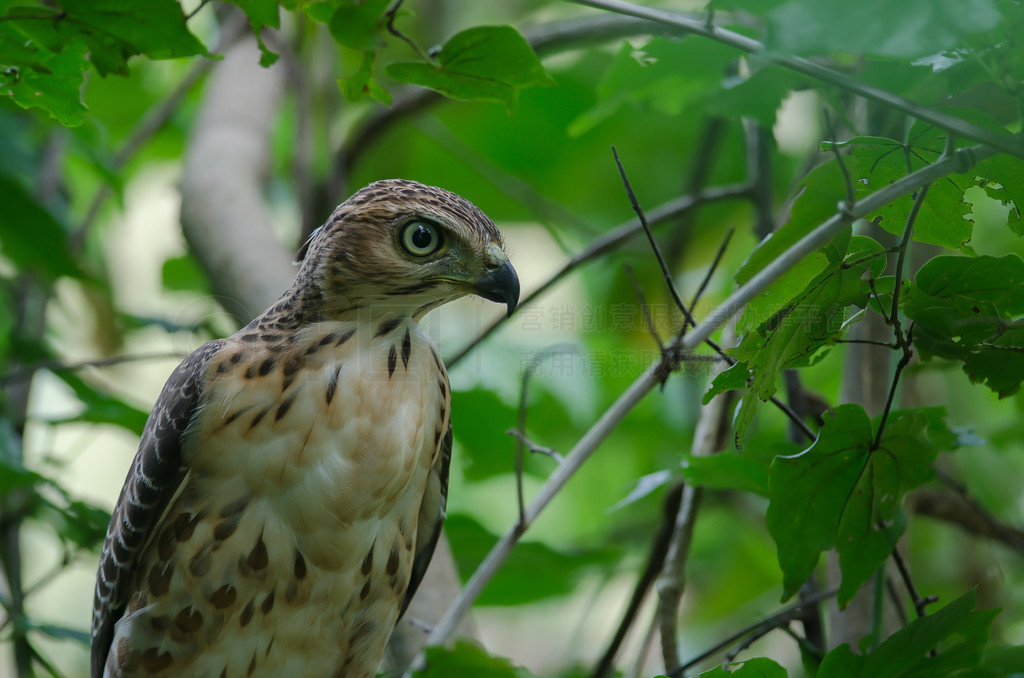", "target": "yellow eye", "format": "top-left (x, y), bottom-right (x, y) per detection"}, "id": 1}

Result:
top-left (400, 221), bottom-right (444, 257)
